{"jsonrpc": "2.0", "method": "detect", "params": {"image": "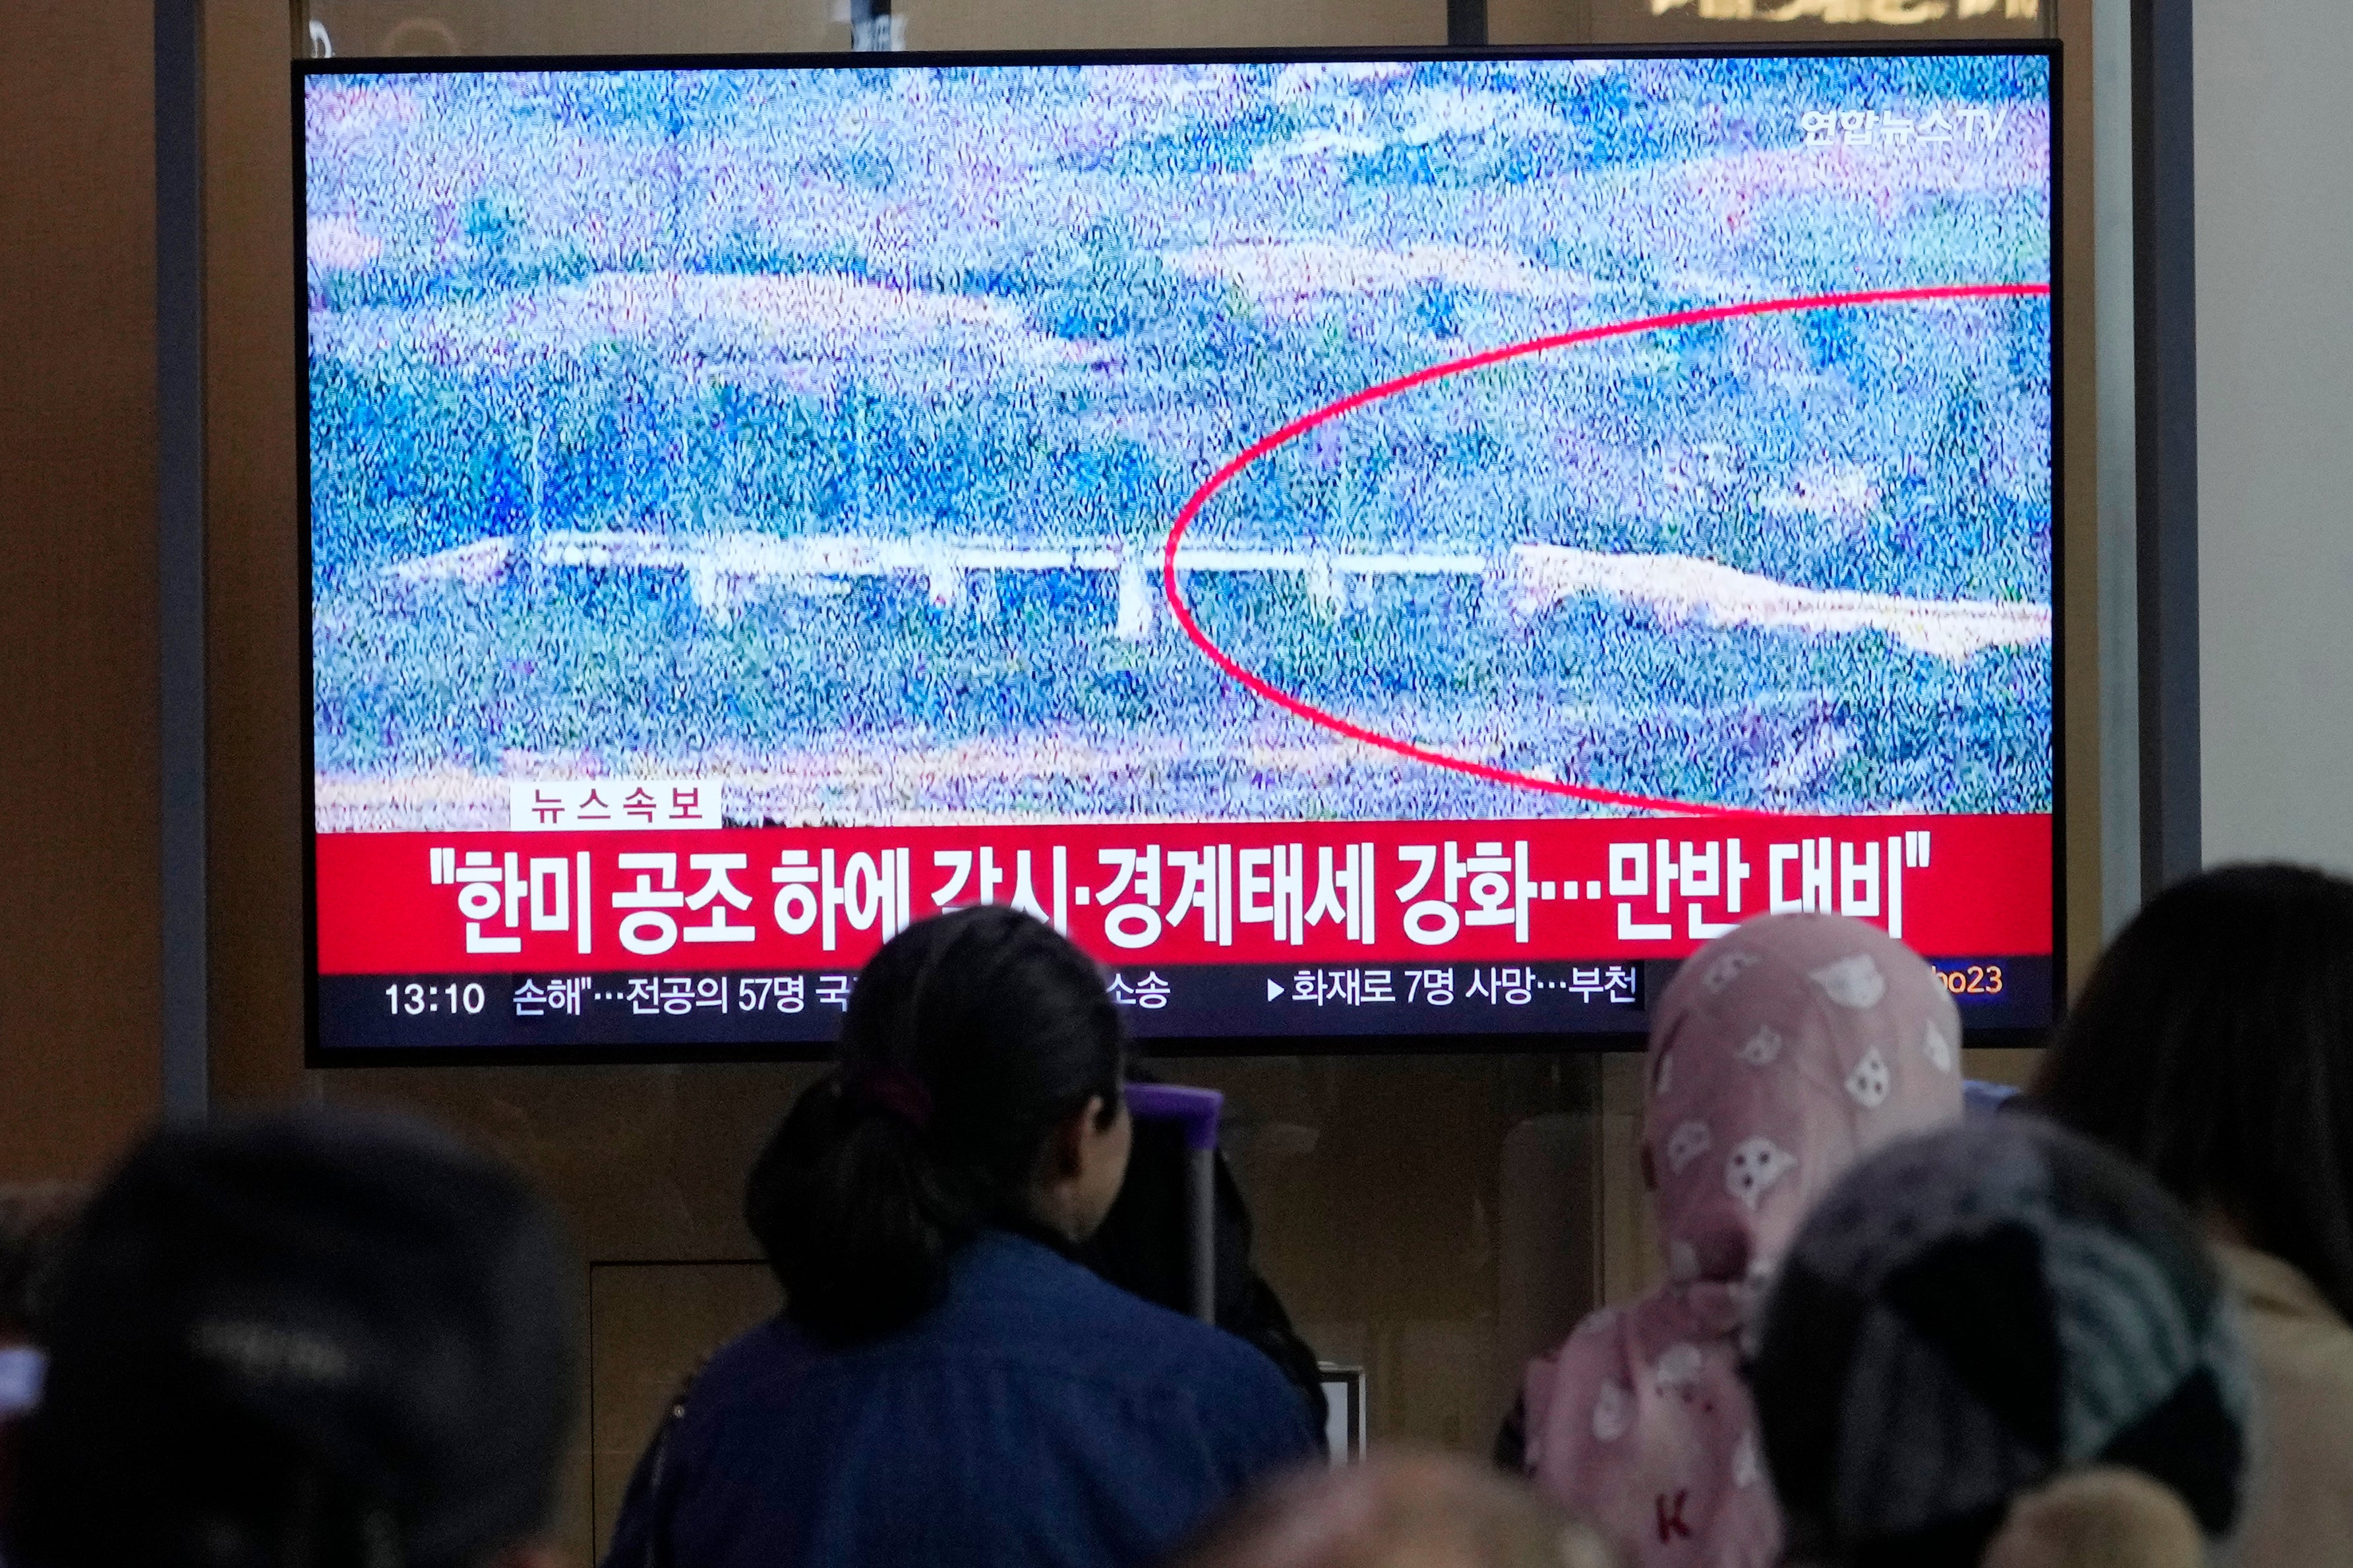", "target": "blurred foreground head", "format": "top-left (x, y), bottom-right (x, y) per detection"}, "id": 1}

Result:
top-left (1750, 1117), bottom-right (2249, 1568)
top-left (10, 1109), bottom-right (579, 1568)
top-left (1977, 1468), bottom-right (2204, 1568)
top-left (1177, 1451), bottom-right (1619, 1568)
